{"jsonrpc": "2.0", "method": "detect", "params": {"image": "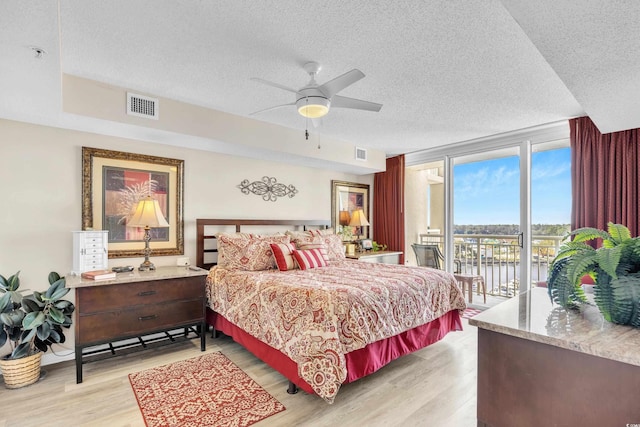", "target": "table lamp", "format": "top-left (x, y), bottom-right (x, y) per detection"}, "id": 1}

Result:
top-left (349, 209), bottom-right (370, 239)
top-left (127, 196), bottom-right (170, 271)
